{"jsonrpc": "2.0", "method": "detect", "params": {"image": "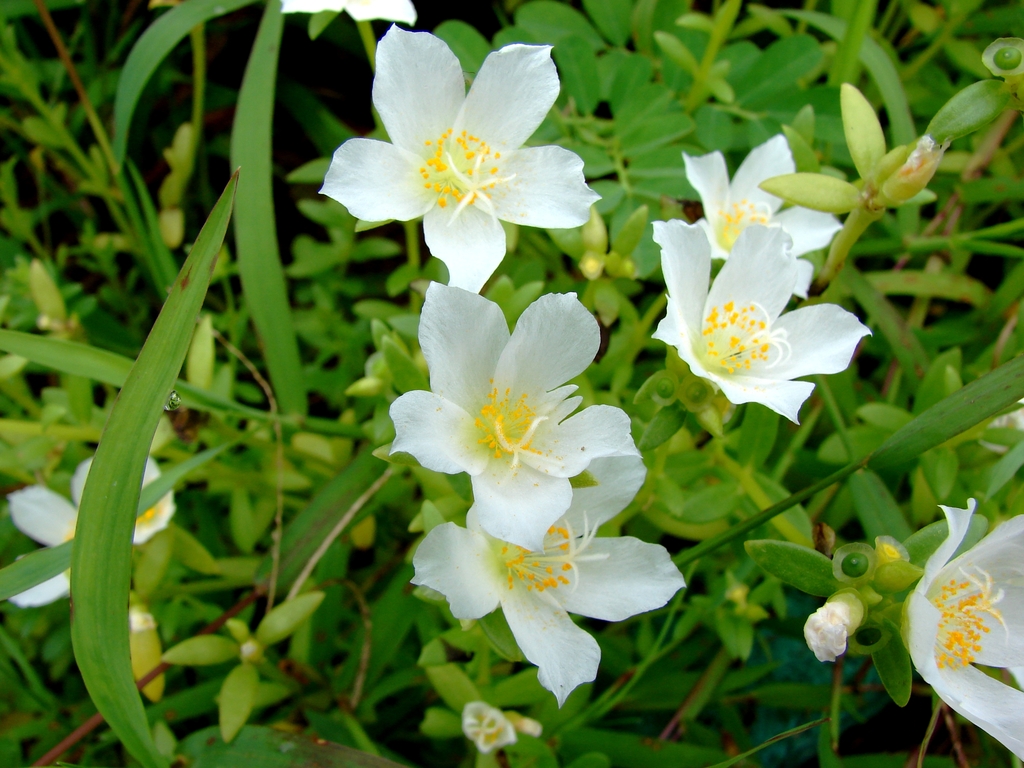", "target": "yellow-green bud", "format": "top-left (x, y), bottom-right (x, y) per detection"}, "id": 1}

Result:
top-left (219, 663), bottom-right (259, 743)
top-left (225, 618), bottom-right (251, 644)
top-left (841, 84), bottom-right (886, 180)
top-left (159, 208), bottom-right (184, 249)
top-left (874, 560), bottom-right (924, 593)
top-left (186, 314), bottom-right (215, 391)
top-left (927, 80), bottom-right (1011, 144)
top-left (255, 591), bottom-right (325, 647)
top-left (581, 206), bottom-right (608, 254)
top-left (983, 38), bottom-right (1024, 77)
top-left (579, 250), bottom-right (605, 280)
top-left (879, 135), bottom-right (946, 205)
top-left (759, 173), bottom-right (861, 214)
top-left (129, 608), bottom-right (164, 703)
top-left (29, 259), bottom-right (66, 327)
top-left (162, 634), bottom-right (239, 666)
